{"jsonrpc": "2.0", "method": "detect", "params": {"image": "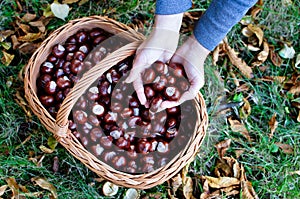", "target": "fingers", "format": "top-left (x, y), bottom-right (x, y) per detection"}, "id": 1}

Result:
top-left (125, 52), bottom-right (148, 83)
top-left (132, 76), bottom-right (147, 106)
